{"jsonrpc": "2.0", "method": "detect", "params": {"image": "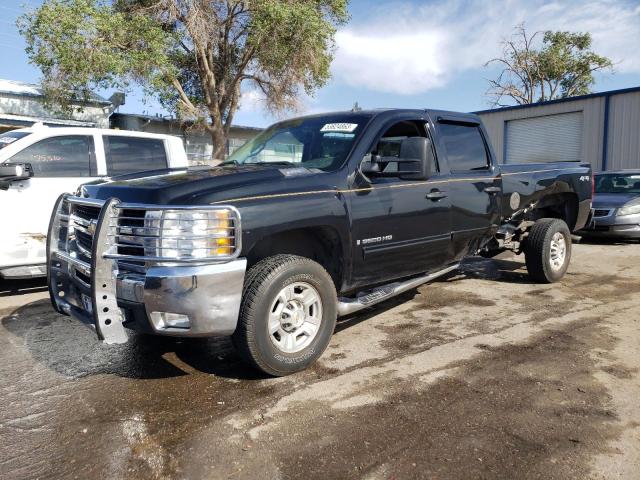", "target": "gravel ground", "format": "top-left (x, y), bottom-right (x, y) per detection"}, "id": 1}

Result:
top-left (0, 241), bottom-right (639, 480)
